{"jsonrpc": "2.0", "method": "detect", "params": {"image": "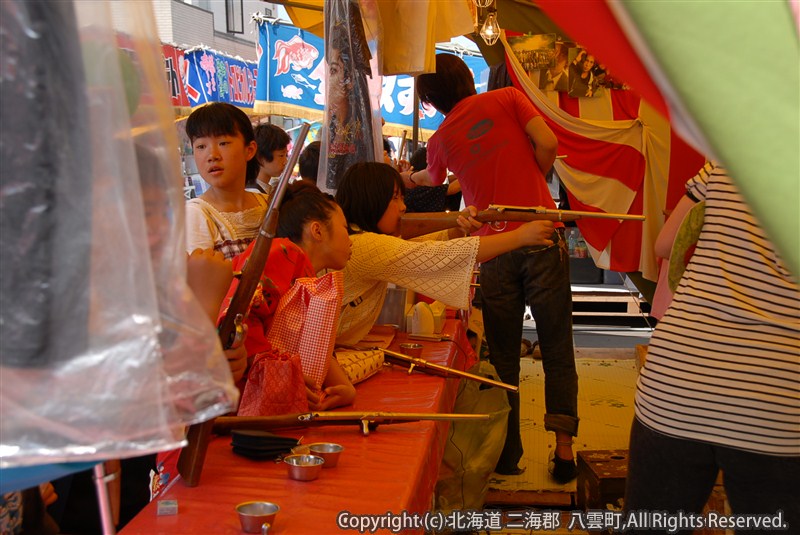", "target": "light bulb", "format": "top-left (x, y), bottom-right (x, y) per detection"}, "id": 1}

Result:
top-left (480, 12), bottom-right (500, 46)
